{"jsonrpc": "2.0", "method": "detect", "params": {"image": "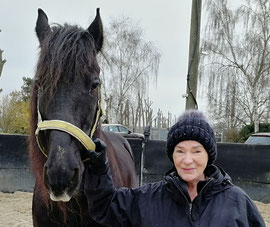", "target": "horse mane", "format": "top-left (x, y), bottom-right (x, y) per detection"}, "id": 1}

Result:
top-left (35, 23), bottom-right (99, 97)
top-left (28, 82), bottom-right (48, 203)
